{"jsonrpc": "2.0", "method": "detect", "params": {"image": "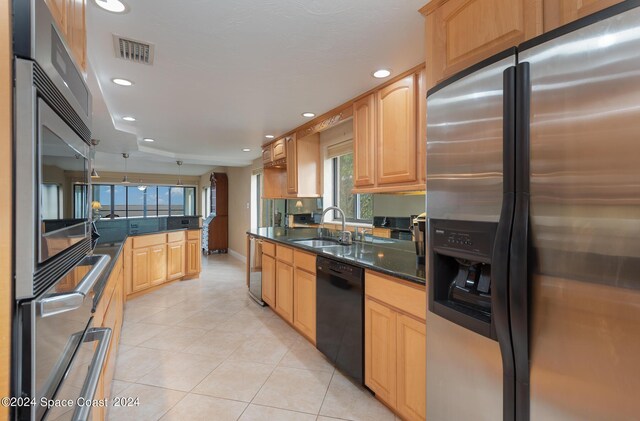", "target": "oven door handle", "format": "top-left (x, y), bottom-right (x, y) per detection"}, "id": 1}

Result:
top-left (40, 254), bottom-right (111, 317)
top-left (71, 327), bottom-right (112, 421)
